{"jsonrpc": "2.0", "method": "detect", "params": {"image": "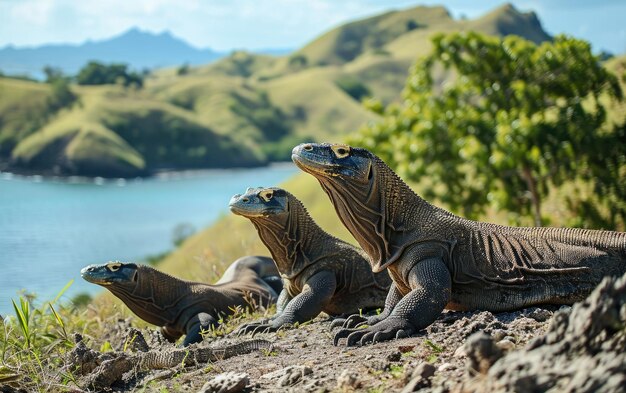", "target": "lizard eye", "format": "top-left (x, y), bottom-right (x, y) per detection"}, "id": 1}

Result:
top-left (259, 190), bottom-right (274, 202)
top-left (107, 262), bottom-right (122, 272)
top-left (331, 144), bottom-right (351, 159)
